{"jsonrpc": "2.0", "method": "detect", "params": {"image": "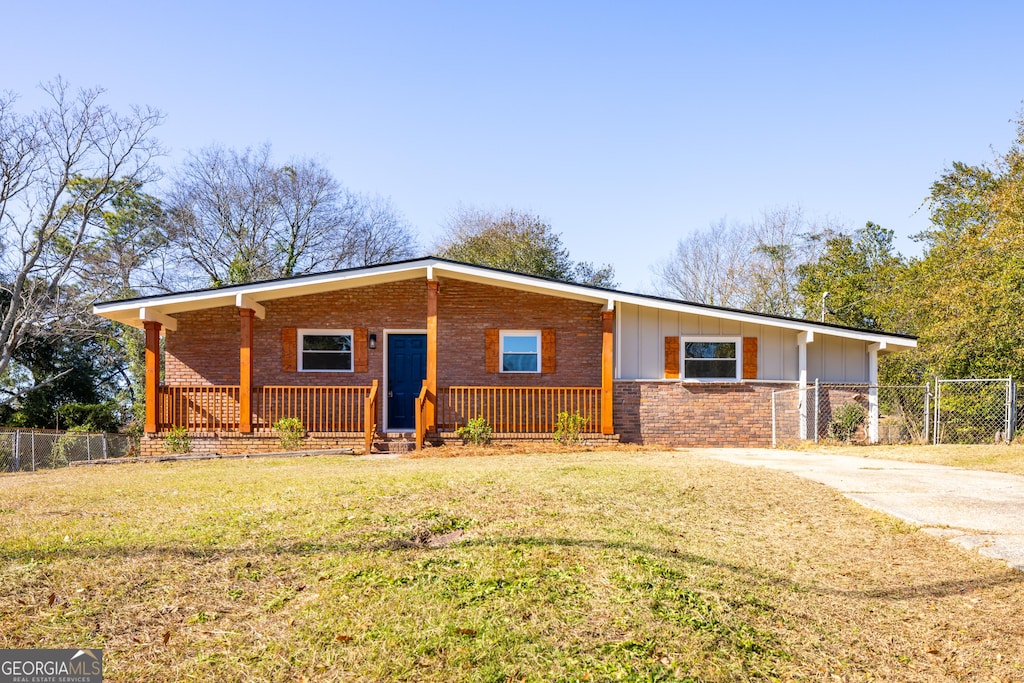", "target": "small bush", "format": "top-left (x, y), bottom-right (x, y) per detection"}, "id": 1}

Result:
top-left (49, 426), bottom-right (91, 467)
top-left (273, 417), bottom-right (305, 450)
top-left (828, 403), bottom-right (866, 442)
top-left (164, 425), bottom-right (192, 454)
top-left (554, 411), bottom-right (589, 446)
top-left (456, 416), bottom-right (493, 446)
